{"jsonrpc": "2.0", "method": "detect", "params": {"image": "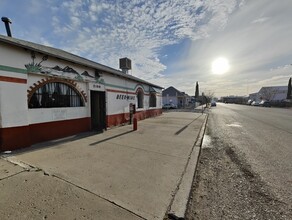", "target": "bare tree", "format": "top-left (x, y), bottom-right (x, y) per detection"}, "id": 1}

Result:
top-left (203, 90), bottom-right (215, 107)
